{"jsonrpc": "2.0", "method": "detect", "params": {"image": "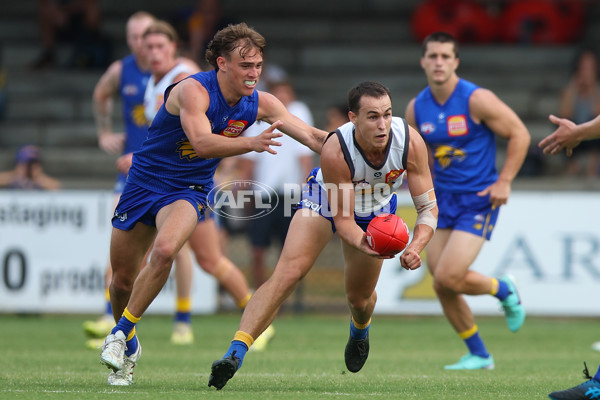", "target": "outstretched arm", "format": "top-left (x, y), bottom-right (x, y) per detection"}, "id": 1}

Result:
top-left (539, 114), bottom-right (600, 156)
top-left (257, 91), bottom-right (327, 154)
top-left (167, 79), bottom-right (283, 159)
